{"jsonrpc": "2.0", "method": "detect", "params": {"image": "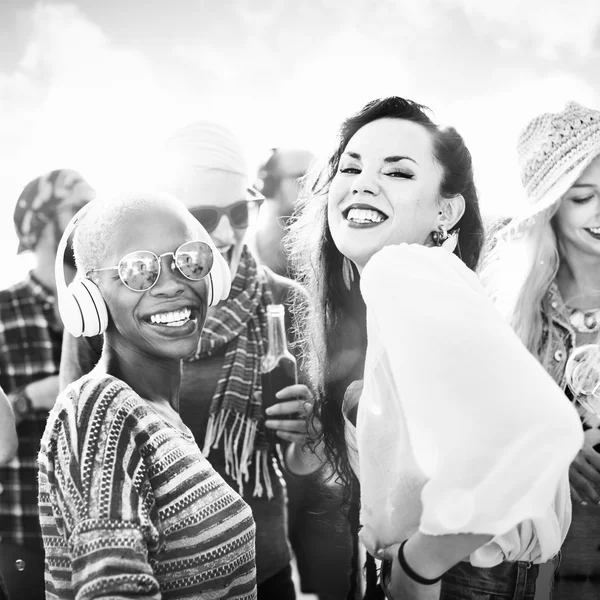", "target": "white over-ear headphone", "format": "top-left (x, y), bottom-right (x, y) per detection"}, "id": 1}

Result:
top-left (55, 203), bottom-right (107, 338)
top-left (203, 241), bottom-right (231, 308)
top-left (55, 202), bottom-right (232, 338)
